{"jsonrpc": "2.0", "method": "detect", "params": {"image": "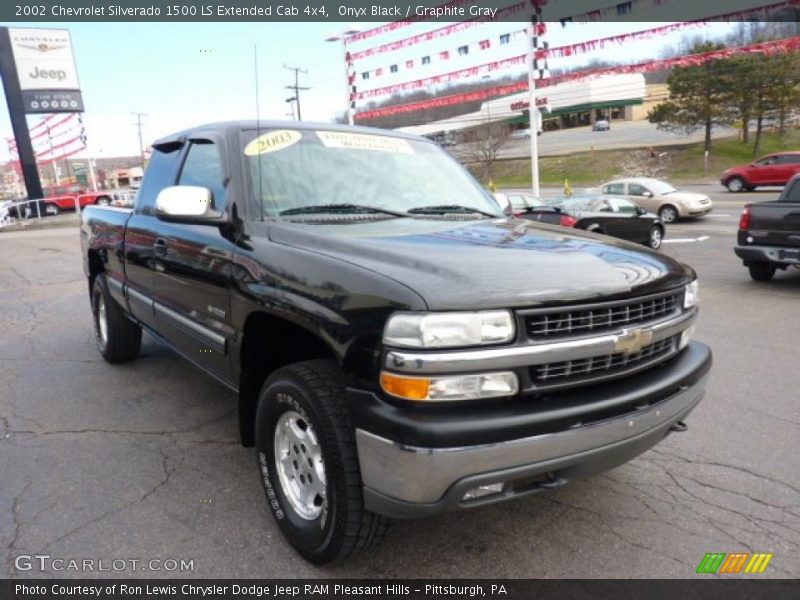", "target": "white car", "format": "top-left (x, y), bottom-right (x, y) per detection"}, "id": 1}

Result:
top-left (510, 128), bottom-right (531, 140)
top-left (595, 178), bottom-right (713, 223)
top-left (593, 119), bottom-right (611, 131)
